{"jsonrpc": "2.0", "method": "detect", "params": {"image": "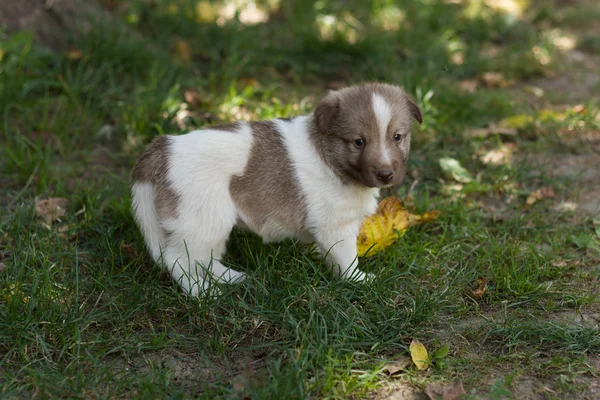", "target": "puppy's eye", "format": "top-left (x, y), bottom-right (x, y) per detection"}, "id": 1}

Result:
top-left (354, 138), bottom-right (365, 147)
top-left (394, 133), bottom-right (403, 142)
